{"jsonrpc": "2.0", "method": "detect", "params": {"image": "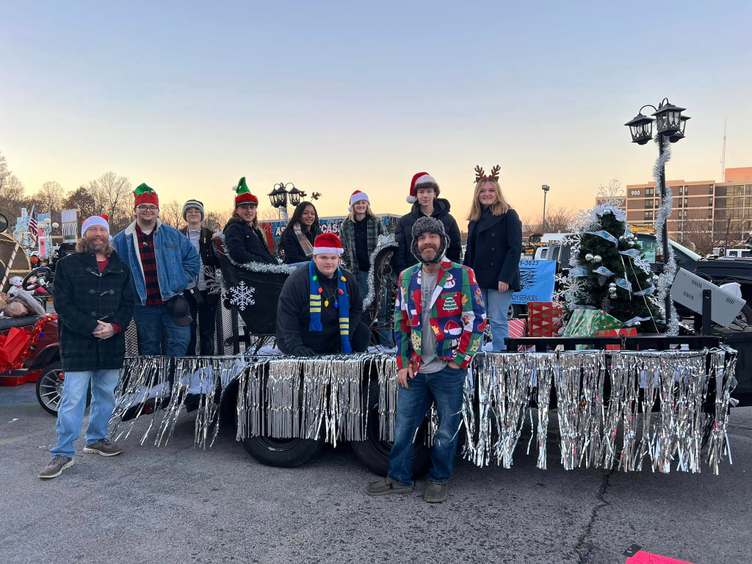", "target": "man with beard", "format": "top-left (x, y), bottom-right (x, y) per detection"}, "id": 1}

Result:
top-left (39, 215), bottom-right (135, 479)
top-left (367, 216), bottom-right (486, 502)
